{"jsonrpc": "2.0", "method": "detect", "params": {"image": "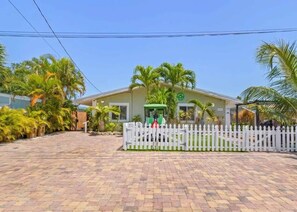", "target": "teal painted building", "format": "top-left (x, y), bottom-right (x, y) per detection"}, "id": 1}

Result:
top-left (0, 93), bottom-right (31, 109)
